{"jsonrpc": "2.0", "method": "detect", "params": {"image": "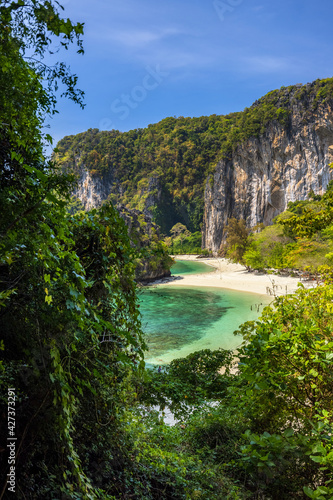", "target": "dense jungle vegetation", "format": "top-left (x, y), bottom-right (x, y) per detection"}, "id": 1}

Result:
top-left (1, 2), bottom-right (333, 499)
top-left (67, 198), bottom-right (173, 281)
top-left (55, 78), bottom-right (333, 234)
